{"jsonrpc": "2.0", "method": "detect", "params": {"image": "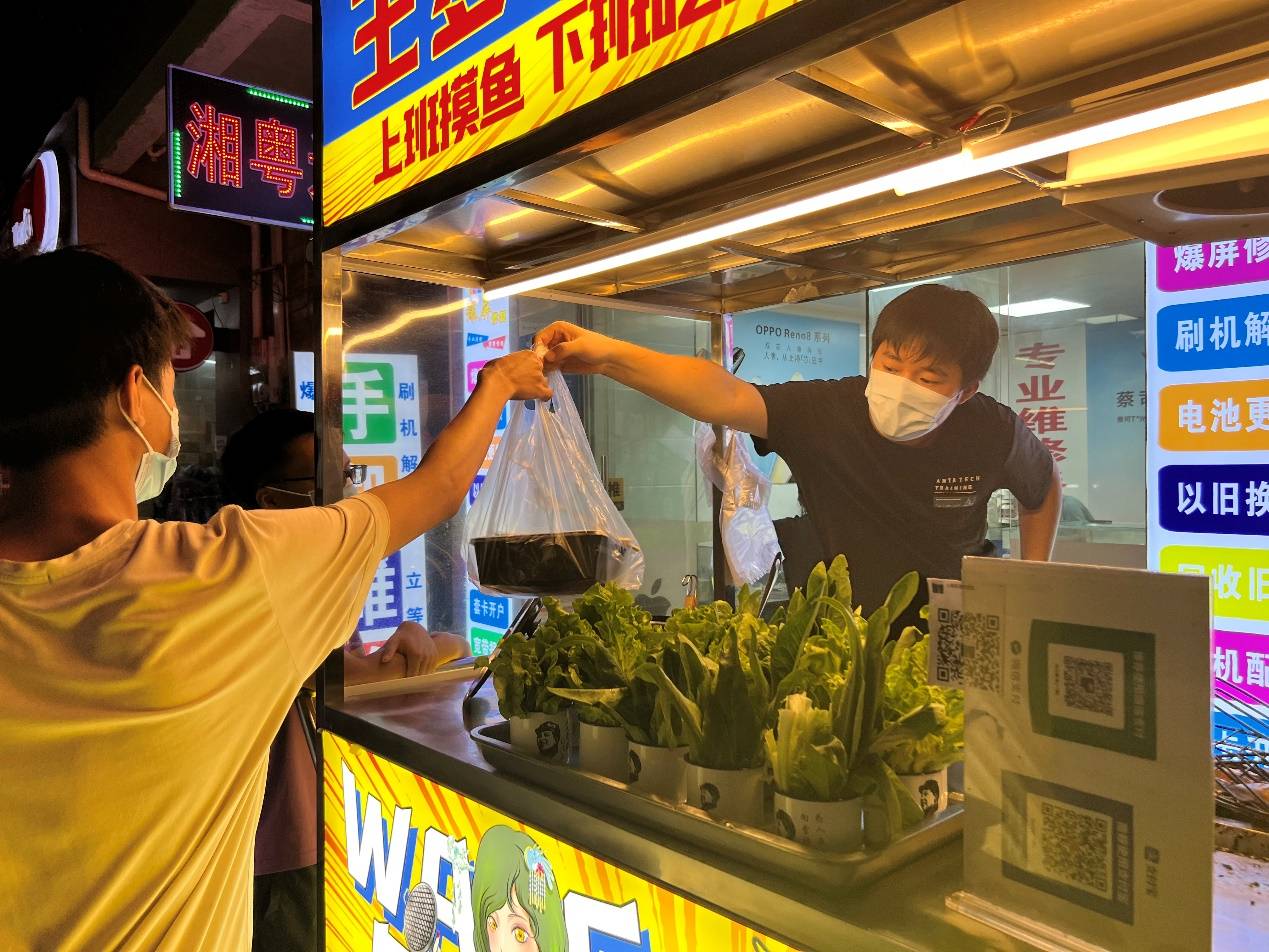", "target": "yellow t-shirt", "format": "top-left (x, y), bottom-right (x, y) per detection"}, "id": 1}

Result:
top-left (0, 495), bottom-right (390, 951)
